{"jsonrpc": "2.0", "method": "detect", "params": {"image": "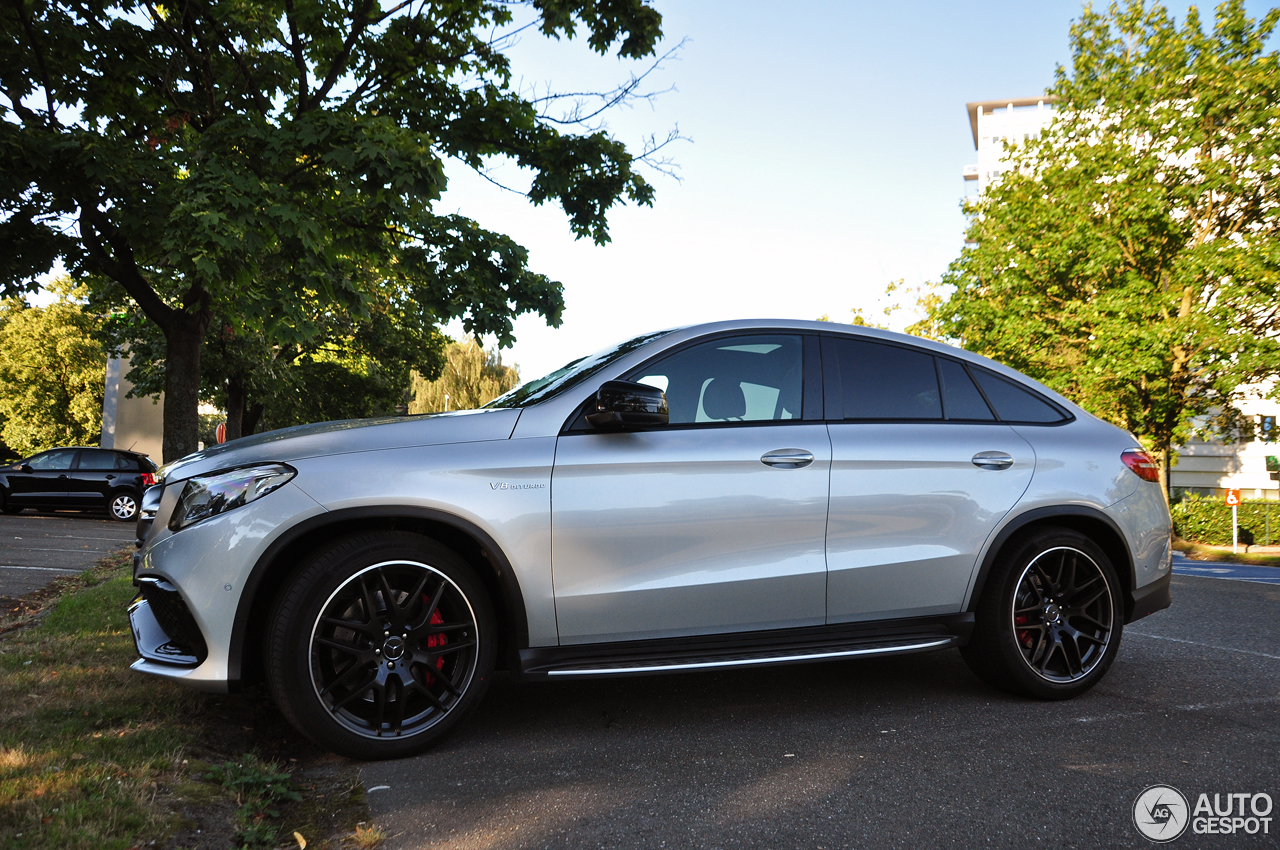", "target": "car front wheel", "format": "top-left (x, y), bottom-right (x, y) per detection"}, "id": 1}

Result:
top-left (109, 491), bottom-right (140, 521)
top-left (961, 527), bottom-right (1122, 700)
top-left (266, 531), bottom-right (496, 759)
